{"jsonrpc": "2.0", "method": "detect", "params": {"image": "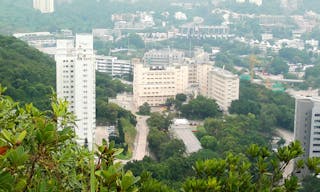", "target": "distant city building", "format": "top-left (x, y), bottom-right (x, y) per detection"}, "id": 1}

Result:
top-left (281, 0), bottom-right (302, 11)
top-left (143, 49), bottom-right (185, 66)
top-left (207, 67), bottom-right (240, 111)
top-left (261, 33), bottom-right (273, 41)
top-left (112, 12), bottom-right (155, 30)
top-left (92, 28), bottom-right (121, 42)
top-left (236, 0), bottom-right (262, 6)
top-left (179, 24), bottom-right (231, 39)
top-left (294, 97), bottom-right (320, 160)
top-left (13, 32), bottom-right (55, 48)
top-left (55, 34), bottom-right (96, 149)
top-left (13, 32), bottom-right (57, 56)
top-left (95, 55), bottom-right (132, 77)
top-left (33, 0), bottom-right (54, 13)
top-left (133, 59), bottom-right (189, 107)
top-left (174, 12), bottom-right (188, 20)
